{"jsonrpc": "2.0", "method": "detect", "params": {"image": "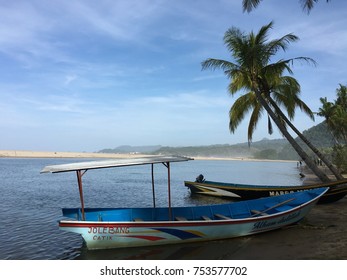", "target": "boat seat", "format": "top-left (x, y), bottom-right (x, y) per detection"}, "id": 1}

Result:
top-left (273, 205), bottom-right (292, 212)
top-left (201, 215), bottom-right (211, 220)
top-left (251, 210), bottom-right (269, 216)
top-left (214, 213), bottom-right (231, 220)
top-left (175, 216), bottom-right (187, 221)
